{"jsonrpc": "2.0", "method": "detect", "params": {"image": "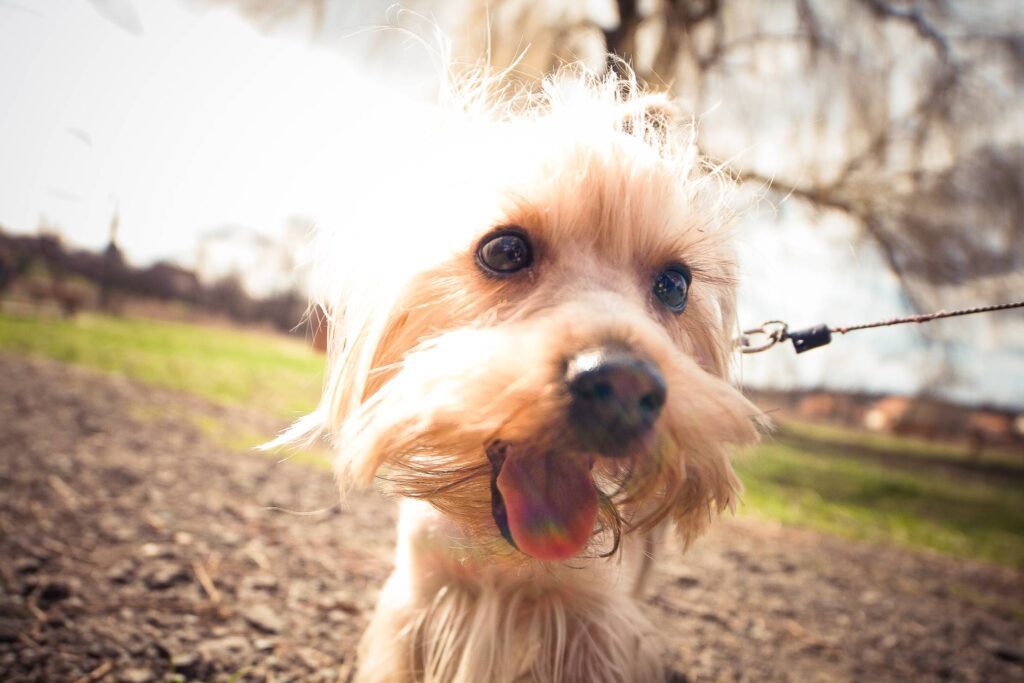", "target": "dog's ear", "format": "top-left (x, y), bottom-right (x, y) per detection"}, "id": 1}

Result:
top-left (664, 378), bottom-right (762, 547)
top-left (671, 456), bottom-right (743, 547)
top-left (264, 287), bottom-right (413, 470)
top-left (320, 296), bottom-right (411, 434)
top-left (314, 267), bottom-right (471, 486)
